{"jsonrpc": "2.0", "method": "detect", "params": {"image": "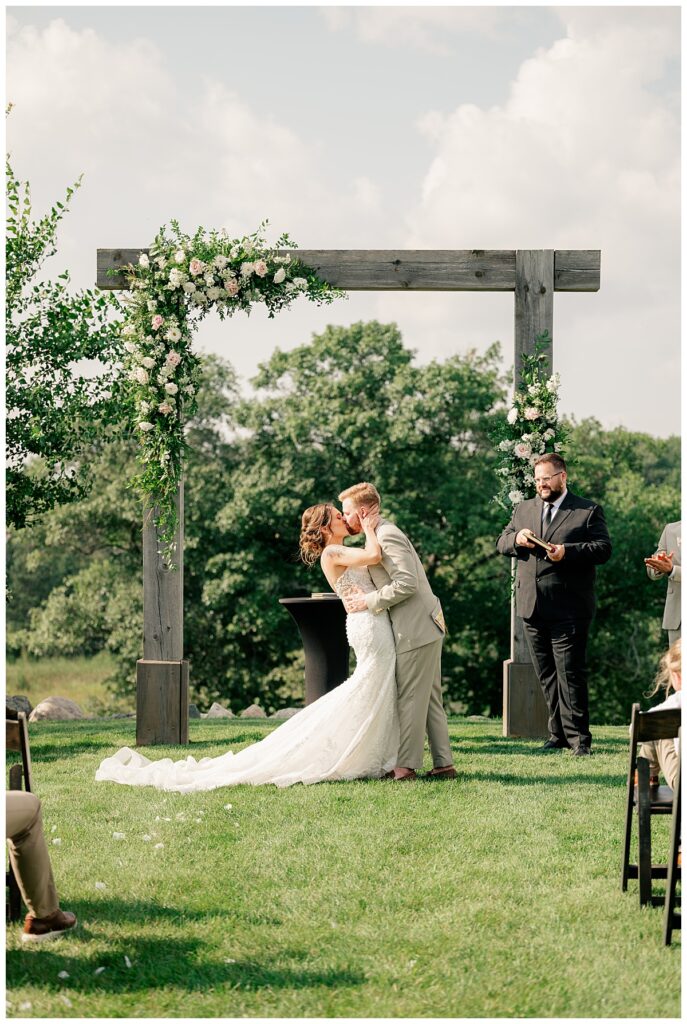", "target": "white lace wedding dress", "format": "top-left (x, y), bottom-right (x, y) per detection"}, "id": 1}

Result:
top-left (95, 568), bottom-right (399, 791)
